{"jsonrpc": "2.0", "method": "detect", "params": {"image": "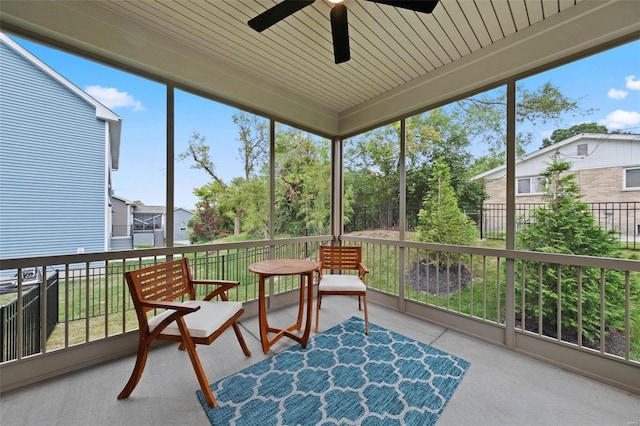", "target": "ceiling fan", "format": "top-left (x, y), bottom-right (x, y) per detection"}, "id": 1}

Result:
top-left (248, 0), bottom-right (440, 64)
